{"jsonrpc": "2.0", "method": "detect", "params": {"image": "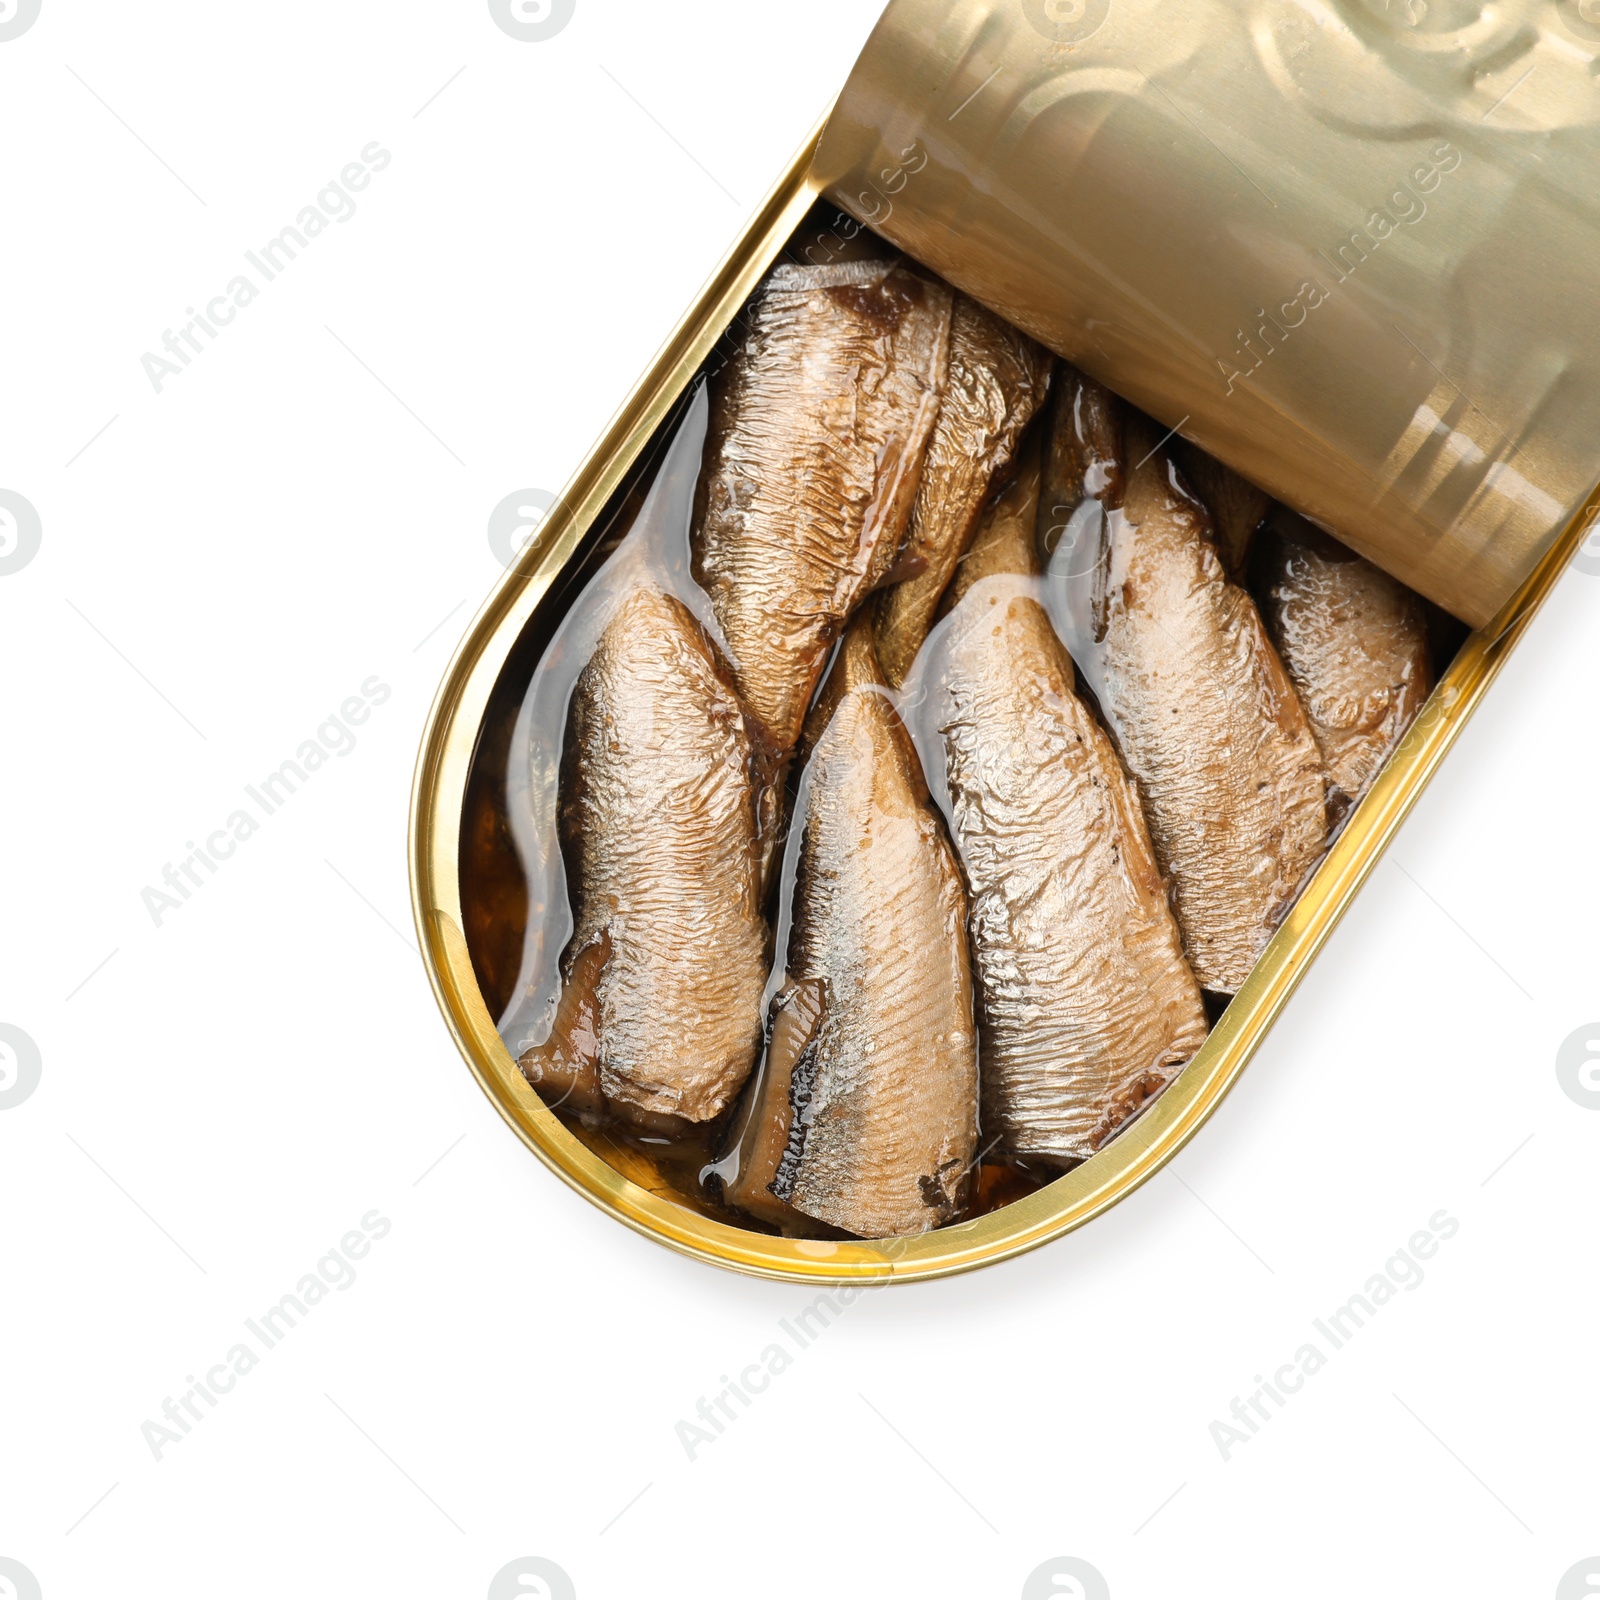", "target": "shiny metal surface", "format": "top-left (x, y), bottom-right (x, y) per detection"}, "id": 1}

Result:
top-left (814, 0), bottom-right (1600, 625)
